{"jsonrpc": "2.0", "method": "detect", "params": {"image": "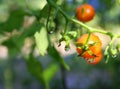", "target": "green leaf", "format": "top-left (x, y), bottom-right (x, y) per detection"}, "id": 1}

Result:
top-left (26, 55), bottom-right (44, 81)
top-left (26, 54), bottom-right (50, 89)
top-left (34, 26), bottom-right (49, 56)
top-left (0, 9), bottom-right (26, 32)
top-left (26, 0), bottom-right (47, 10)
top-left (22, 21), bottom-right (41, 37)
top-left (0, 34), bottom-right (8, 44)
top-left (43, 63), bottom-right (59, 82)
top-left (2, 35), bottom-right (25, 58)
top-left (39, 4), bottom-right (49, 19)
top-left (118, 0), bottom-right (120, 4)
top-left (3, 39), bottom-right (19, 57)
top-left (48, 46), bottom-right (70, 71)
